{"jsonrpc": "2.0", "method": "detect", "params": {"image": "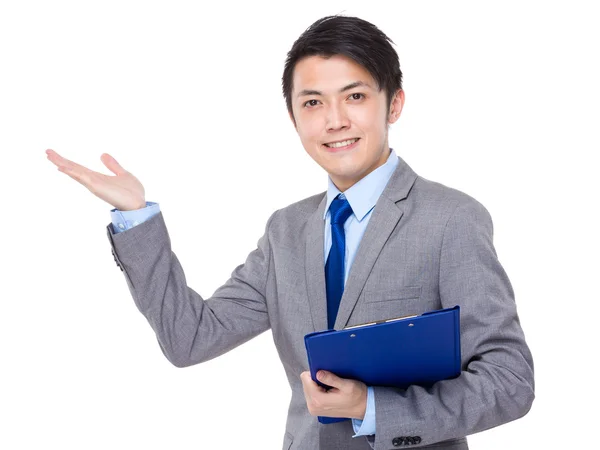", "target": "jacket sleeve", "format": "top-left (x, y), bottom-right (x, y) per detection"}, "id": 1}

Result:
top-left (106, 209), bottom-right (277, 368)
top-left (370, 198), bottom-right (535, 448)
